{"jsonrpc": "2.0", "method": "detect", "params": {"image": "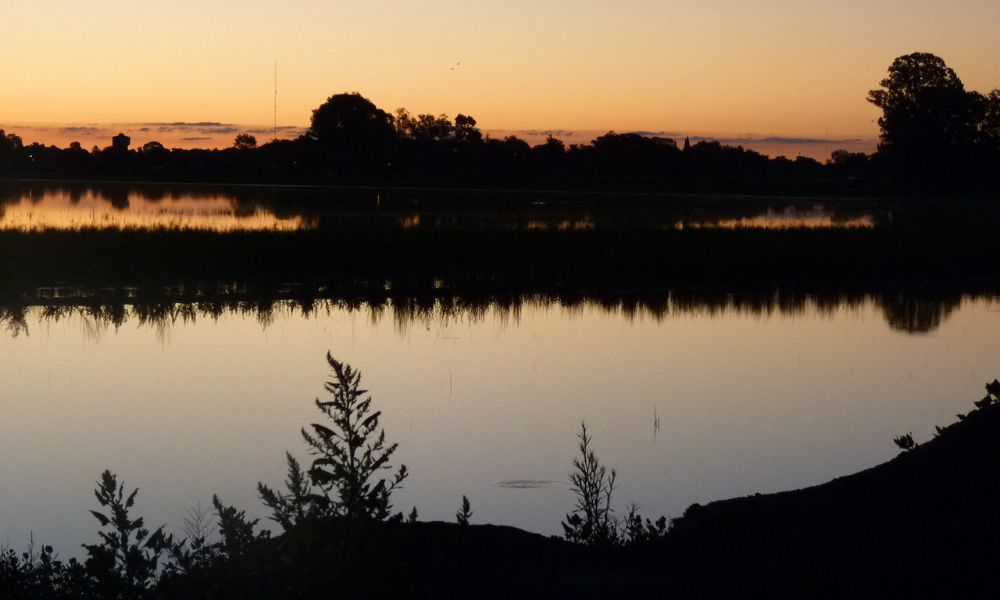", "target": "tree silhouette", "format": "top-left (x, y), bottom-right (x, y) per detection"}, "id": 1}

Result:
top-left (979, 90), bottom-right (1000, 149)
top-left (308, 93), bottom-right (396, 169)
top-left (867, 53), bottom-right (980, 163)
top-left (454, 114), bottom-right (482, 145)
top-left (398, 111), bottom-right (454, 142)
top-left (233, 134), bottom-right (257, 150)
top-left (0, 130), bottom-right (23, 154)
